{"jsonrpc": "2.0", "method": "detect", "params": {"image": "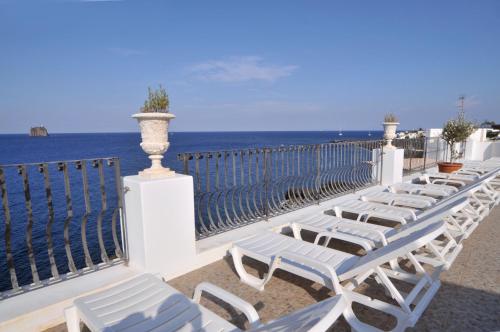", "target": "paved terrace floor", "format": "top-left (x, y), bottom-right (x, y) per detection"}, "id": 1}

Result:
top-left (47, 206), bottom-right (500, 332)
